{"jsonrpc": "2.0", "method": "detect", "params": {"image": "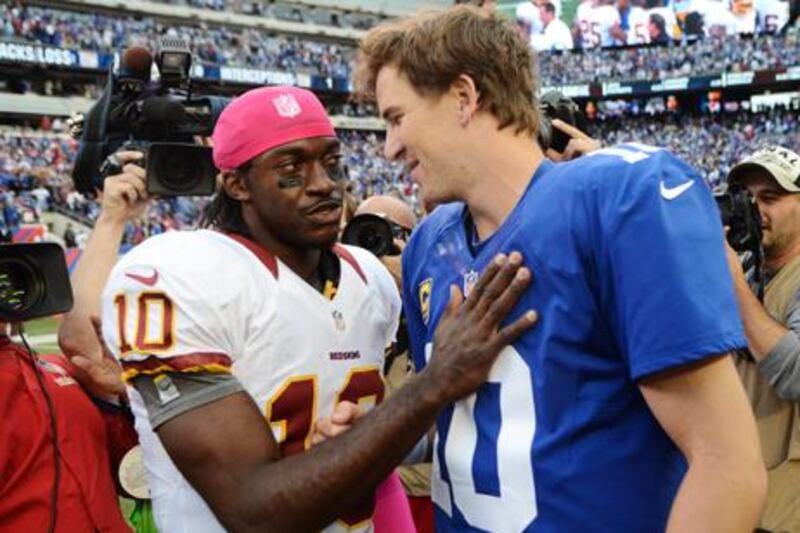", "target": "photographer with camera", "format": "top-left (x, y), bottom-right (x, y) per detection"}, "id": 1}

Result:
top-left (59, 151), bottom-right (149, 395)
top-left (0, 241), bottom-right (132, 531)
top-left (725, 146), bottom-right (800, 532)
top-left (341, 195), bottom-right (434, 532)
